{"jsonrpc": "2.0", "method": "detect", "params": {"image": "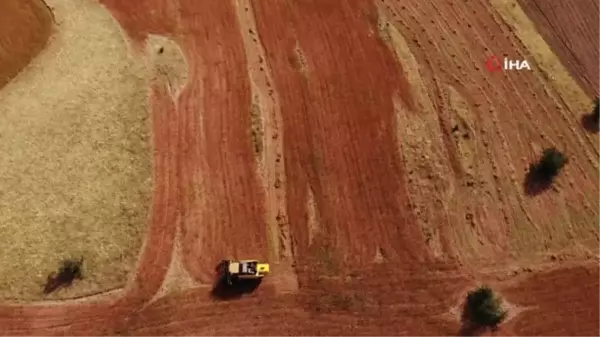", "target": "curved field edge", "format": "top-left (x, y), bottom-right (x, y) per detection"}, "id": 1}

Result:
top-left (0, 0), bottom-right (53, 89)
